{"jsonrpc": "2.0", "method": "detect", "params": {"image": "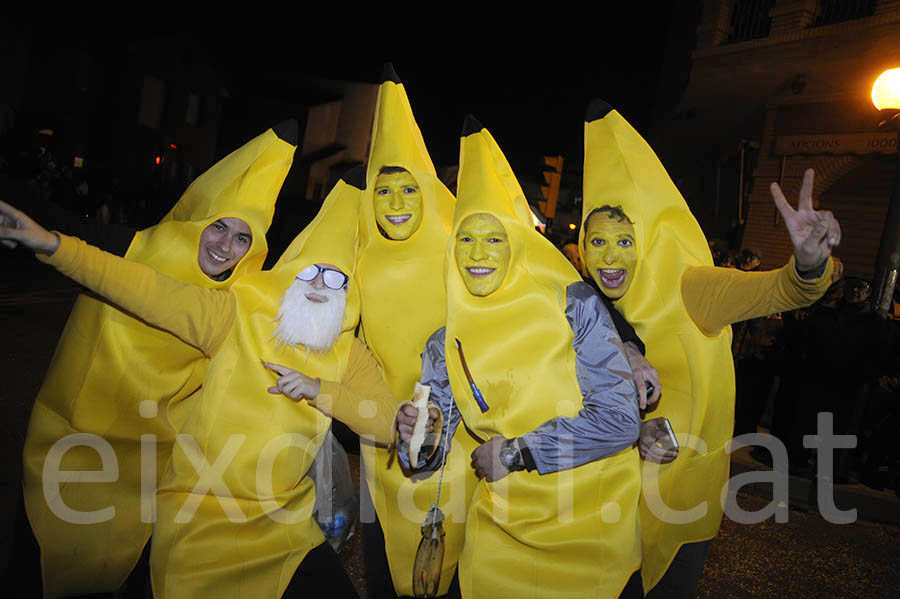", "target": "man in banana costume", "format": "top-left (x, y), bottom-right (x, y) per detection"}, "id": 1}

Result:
top-left (354, 65), bottom-right (478, 598)
top-left (13, 121), bottom-right (296, 597)
top-left (1, 167), bottom-right (399, 598)
top-left (401, 116), bottom-right (644, 598)
top-left (579, 100), bottom-right (839, 598)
